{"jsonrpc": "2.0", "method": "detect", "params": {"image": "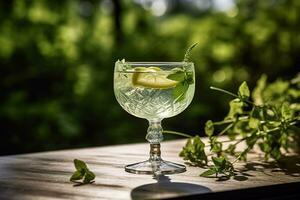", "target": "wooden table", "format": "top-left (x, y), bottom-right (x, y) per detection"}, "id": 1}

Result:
top-left (0, 138), bottom-right (299, 200)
